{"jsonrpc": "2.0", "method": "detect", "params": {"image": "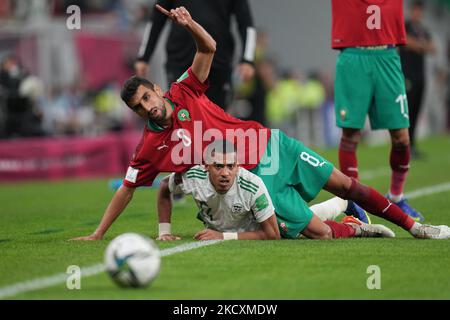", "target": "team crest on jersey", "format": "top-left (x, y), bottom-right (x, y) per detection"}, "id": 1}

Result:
top-left (340, 107), bottom-right (348, 121)
top-left (177, 109), bottom-right (191, 121)
top-left (231, 203), bottom-right (244, 214)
